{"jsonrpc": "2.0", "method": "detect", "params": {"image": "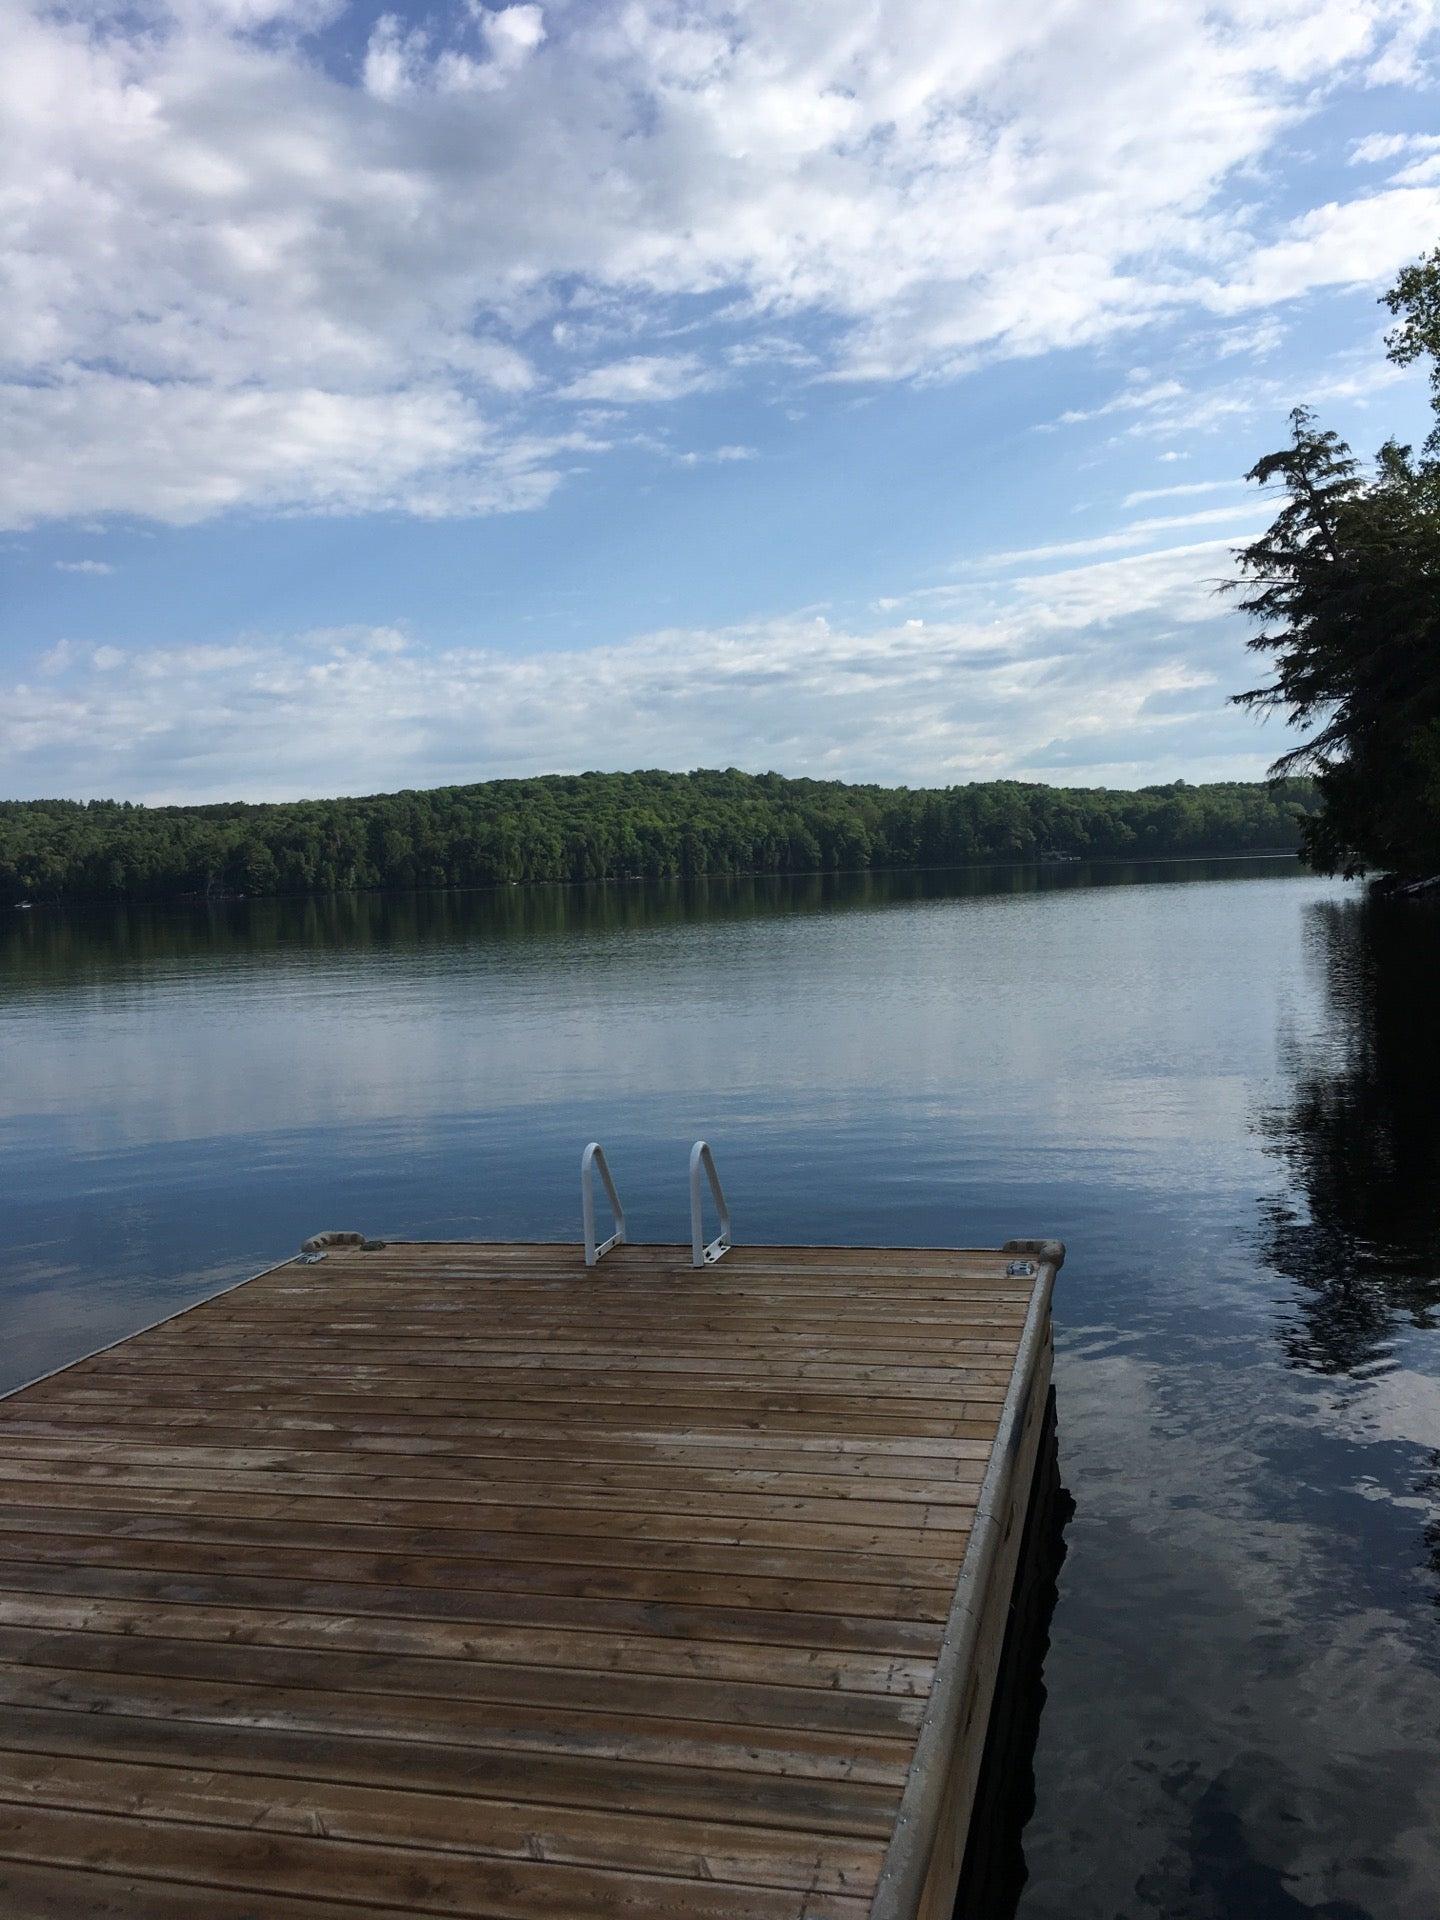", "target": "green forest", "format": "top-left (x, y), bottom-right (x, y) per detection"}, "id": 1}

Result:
top-left (0, 770), bottom-right (1317, 906)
